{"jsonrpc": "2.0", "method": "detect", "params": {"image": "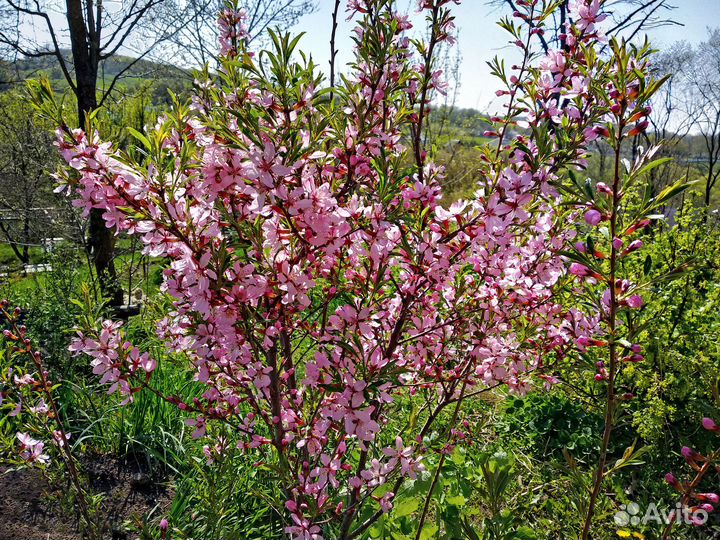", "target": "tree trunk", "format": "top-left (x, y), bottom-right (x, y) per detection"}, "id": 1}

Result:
top-left (22, 214), bottom-right (30, 264)
top-left (88, 207), bottom-right (122, 305)
top-left (66, 0), bottom-right (123, 306)
top-left (706, 162), bottom-right (714, 208)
